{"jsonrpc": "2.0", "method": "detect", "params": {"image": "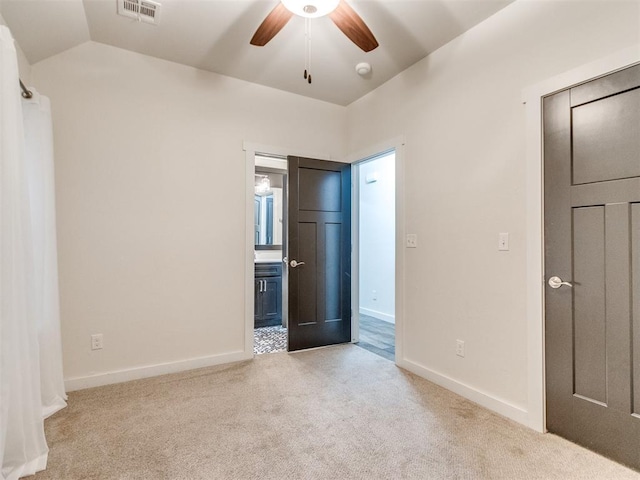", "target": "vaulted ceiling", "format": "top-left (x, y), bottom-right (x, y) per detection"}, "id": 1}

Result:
top-left (1, 0), bottom-right (514, 105)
